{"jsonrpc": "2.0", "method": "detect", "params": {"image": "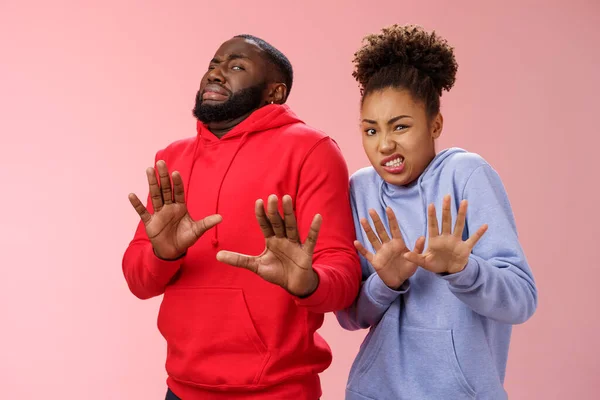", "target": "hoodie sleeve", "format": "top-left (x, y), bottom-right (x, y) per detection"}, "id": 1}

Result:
top-left (335, 269), bottom-right (410, 330)
top-left (293, 138), bottom-right (362, 313)
top-left (335, 186), bottom-right (408, 330)
top-left (441, 164), bottom-right (538, 324)
top-left (122, 150), bottom-right (184, 300)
